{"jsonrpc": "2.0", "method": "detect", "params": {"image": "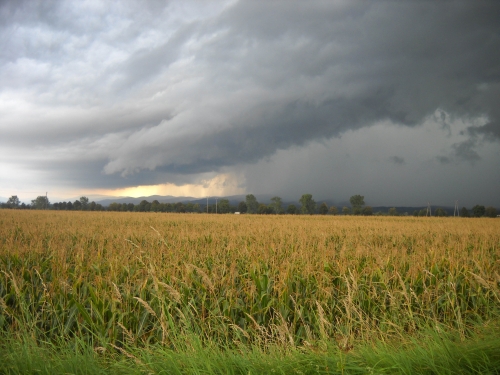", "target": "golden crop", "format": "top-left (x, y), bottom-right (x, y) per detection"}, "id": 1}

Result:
top-left (1, 210), bottom-right (499, 349)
